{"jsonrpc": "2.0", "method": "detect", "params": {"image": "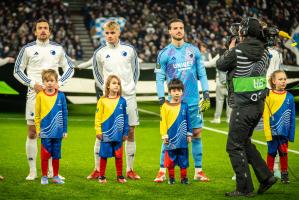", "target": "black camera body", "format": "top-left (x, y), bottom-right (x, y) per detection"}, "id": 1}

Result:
top-left (262, 26), bottom-right (279, 47)
top-left (226, 23), bottom-right (240, 48)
